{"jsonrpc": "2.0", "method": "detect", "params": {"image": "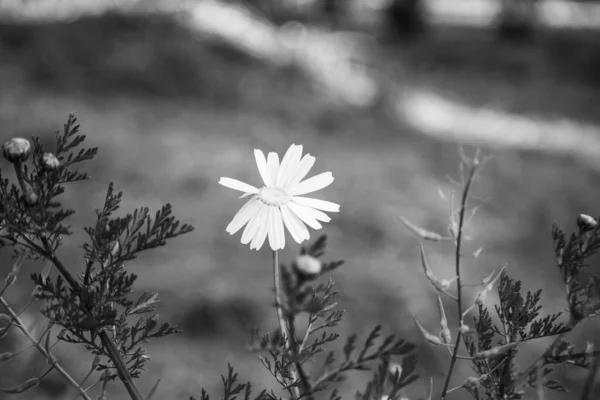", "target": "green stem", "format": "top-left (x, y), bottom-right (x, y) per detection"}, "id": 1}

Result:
top-left (0, 296), bottom-right (92, 400)
top-left (440, 163), bottom-right (477, 400)
top-left (273, 250), bottom-right (301, 399)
